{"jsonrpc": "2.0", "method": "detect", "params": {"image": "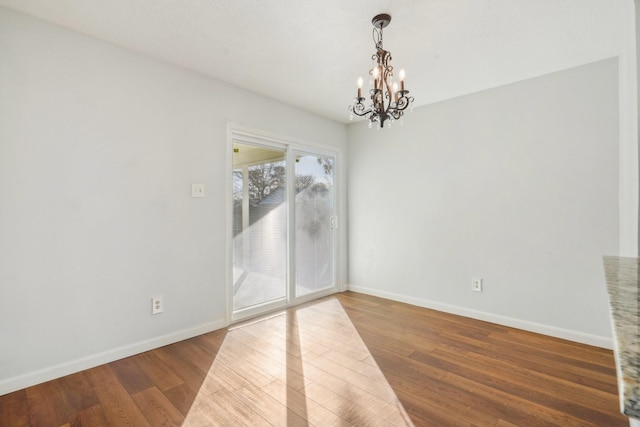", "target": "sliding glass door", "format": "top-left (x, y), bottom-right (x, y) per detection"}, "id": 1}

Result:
top-left (232, 144), bottom-right (287, 311)
top-left (231, 137), bottom-right (337, 319)
top-left (294, 152), bottom-right (335, 297)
